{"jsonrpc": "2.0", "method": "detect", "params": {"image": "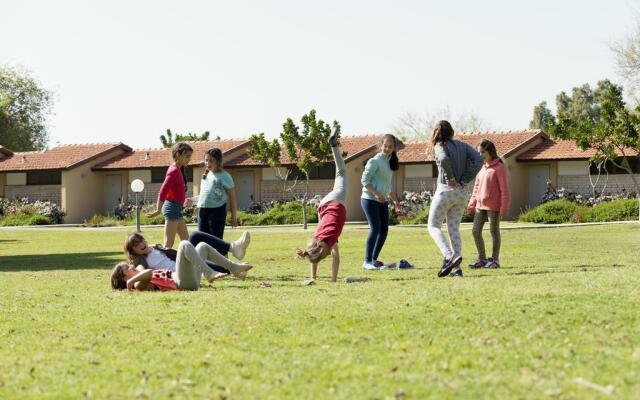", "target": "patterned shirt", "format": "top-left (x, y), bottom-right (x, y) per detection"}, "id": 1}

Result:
top-left (150, 269), bottom-right (178, 291)
top-left (197, 171), bottom-right (235, 208)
